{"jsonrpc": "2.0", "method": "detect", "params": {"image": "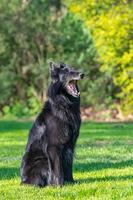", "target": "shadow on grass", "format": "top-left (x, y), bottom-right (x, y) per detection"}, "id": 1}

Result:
top-left (0, 120), bottom-right (133, 133)
top-left (1, 167), bottom-right (133, 185)
top-left (0, 167), bottom-right (19, 180)
top-left (74, 159), bottom-right (133, 173)
top-left (0, 120), bottom-right (32, 133)
top-left (76, 174), bottom-right (133, 184)
top-left (0, 159), bottom-right (133, 181)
